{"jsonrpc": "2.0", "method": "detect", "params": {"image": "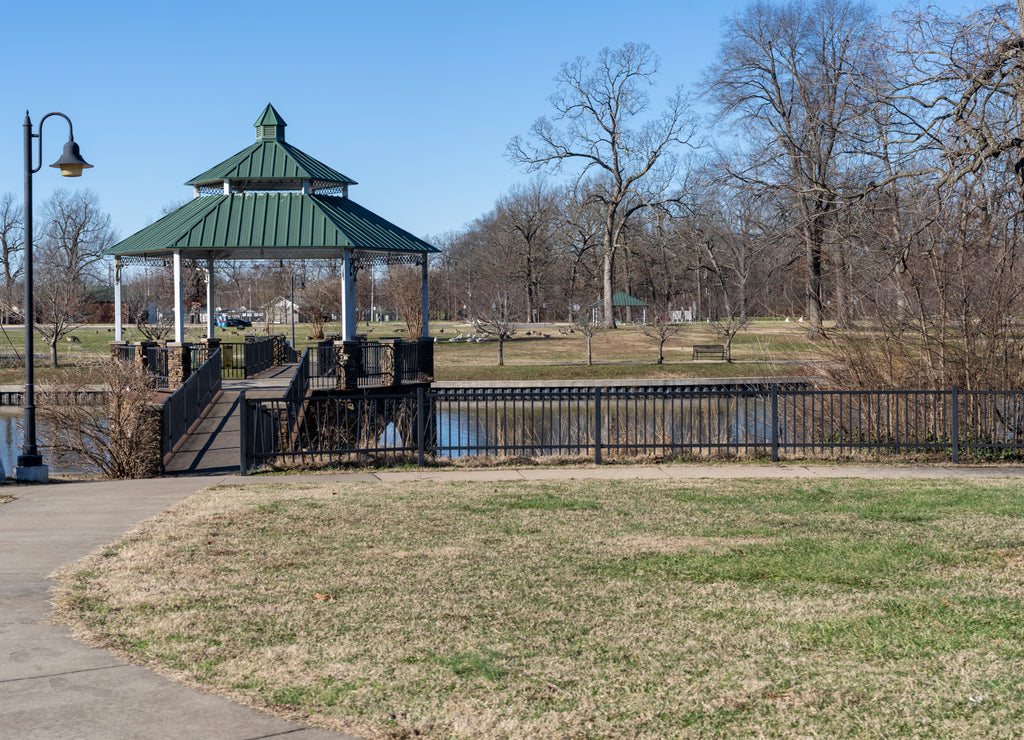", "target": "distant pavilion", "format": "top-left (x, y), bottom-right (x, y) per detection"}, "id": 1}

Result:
top-left (104, 104), bottom-right (439, 343)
